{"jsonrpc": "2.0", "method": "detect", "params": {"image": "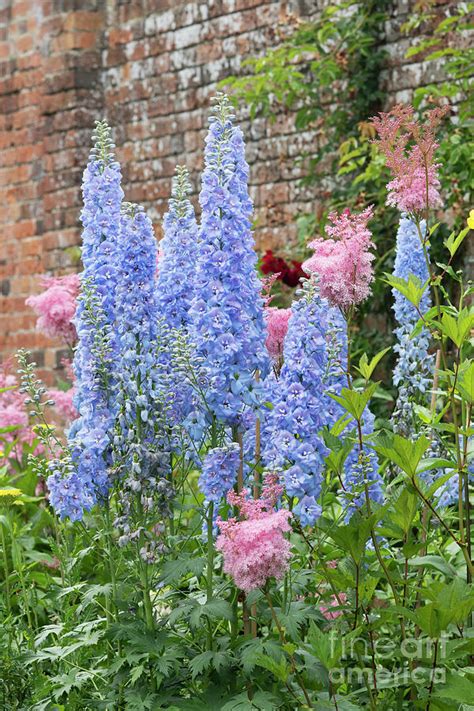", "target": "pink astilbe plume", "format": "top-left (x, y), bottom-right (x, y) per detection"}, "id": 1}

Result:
top-left (302, 207), bottom-right (375, 310)
top-left (26, 274), bottom-right (80, 345)
top-left (216, 473), bottom-right (292, 592)
top-left (264, 307), bottom-right (292, 363)
top-left (371, 104), bottom-right (449, 213)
